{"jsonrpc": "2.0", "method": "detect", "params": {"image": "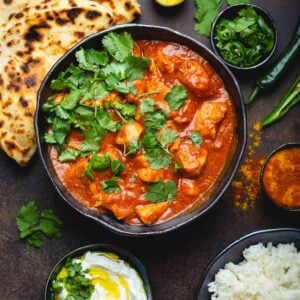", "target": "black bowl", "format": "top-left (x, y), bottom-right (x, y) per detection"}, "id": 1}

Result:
top-left (261, 142), bottom-right (300, 212)
top-left (35, 24), bottom-right (247, 236)
top-left (45, 244), bottom-right (152, 300)
top-left (211, 4), bottom-right (278, 71)
top-left (198, 228), bottom-right (300, 299)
